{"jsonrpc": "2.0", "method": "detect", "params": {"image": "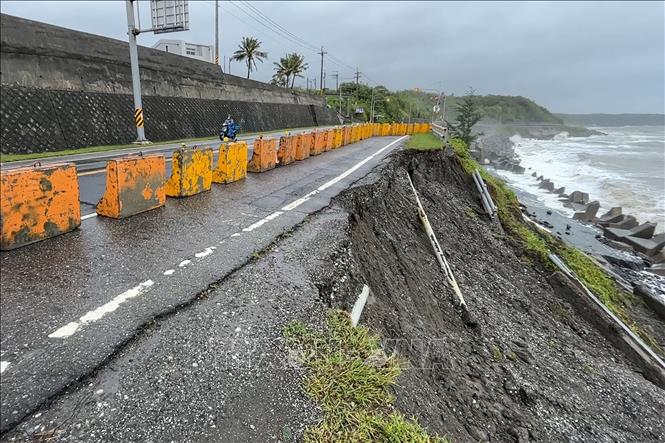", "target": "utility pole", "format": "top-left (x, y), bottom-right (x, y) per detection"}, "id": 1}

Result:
top-left (318, 46), bottom-right (327, 94)
top-left (333, 71), bottom-right (339, 91)
top-left (214, 0), bottom-right (219, 67)
top-left (306, 78), bottom-right (309, 90)
top-left (370, 87), bottom-right (375, 123)
top-left (125, 0), bottom-right (148, 143)
top-left (313, 78), bottom-right (317, 90)
top-left (354, 67), bottom-right (361, 104)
